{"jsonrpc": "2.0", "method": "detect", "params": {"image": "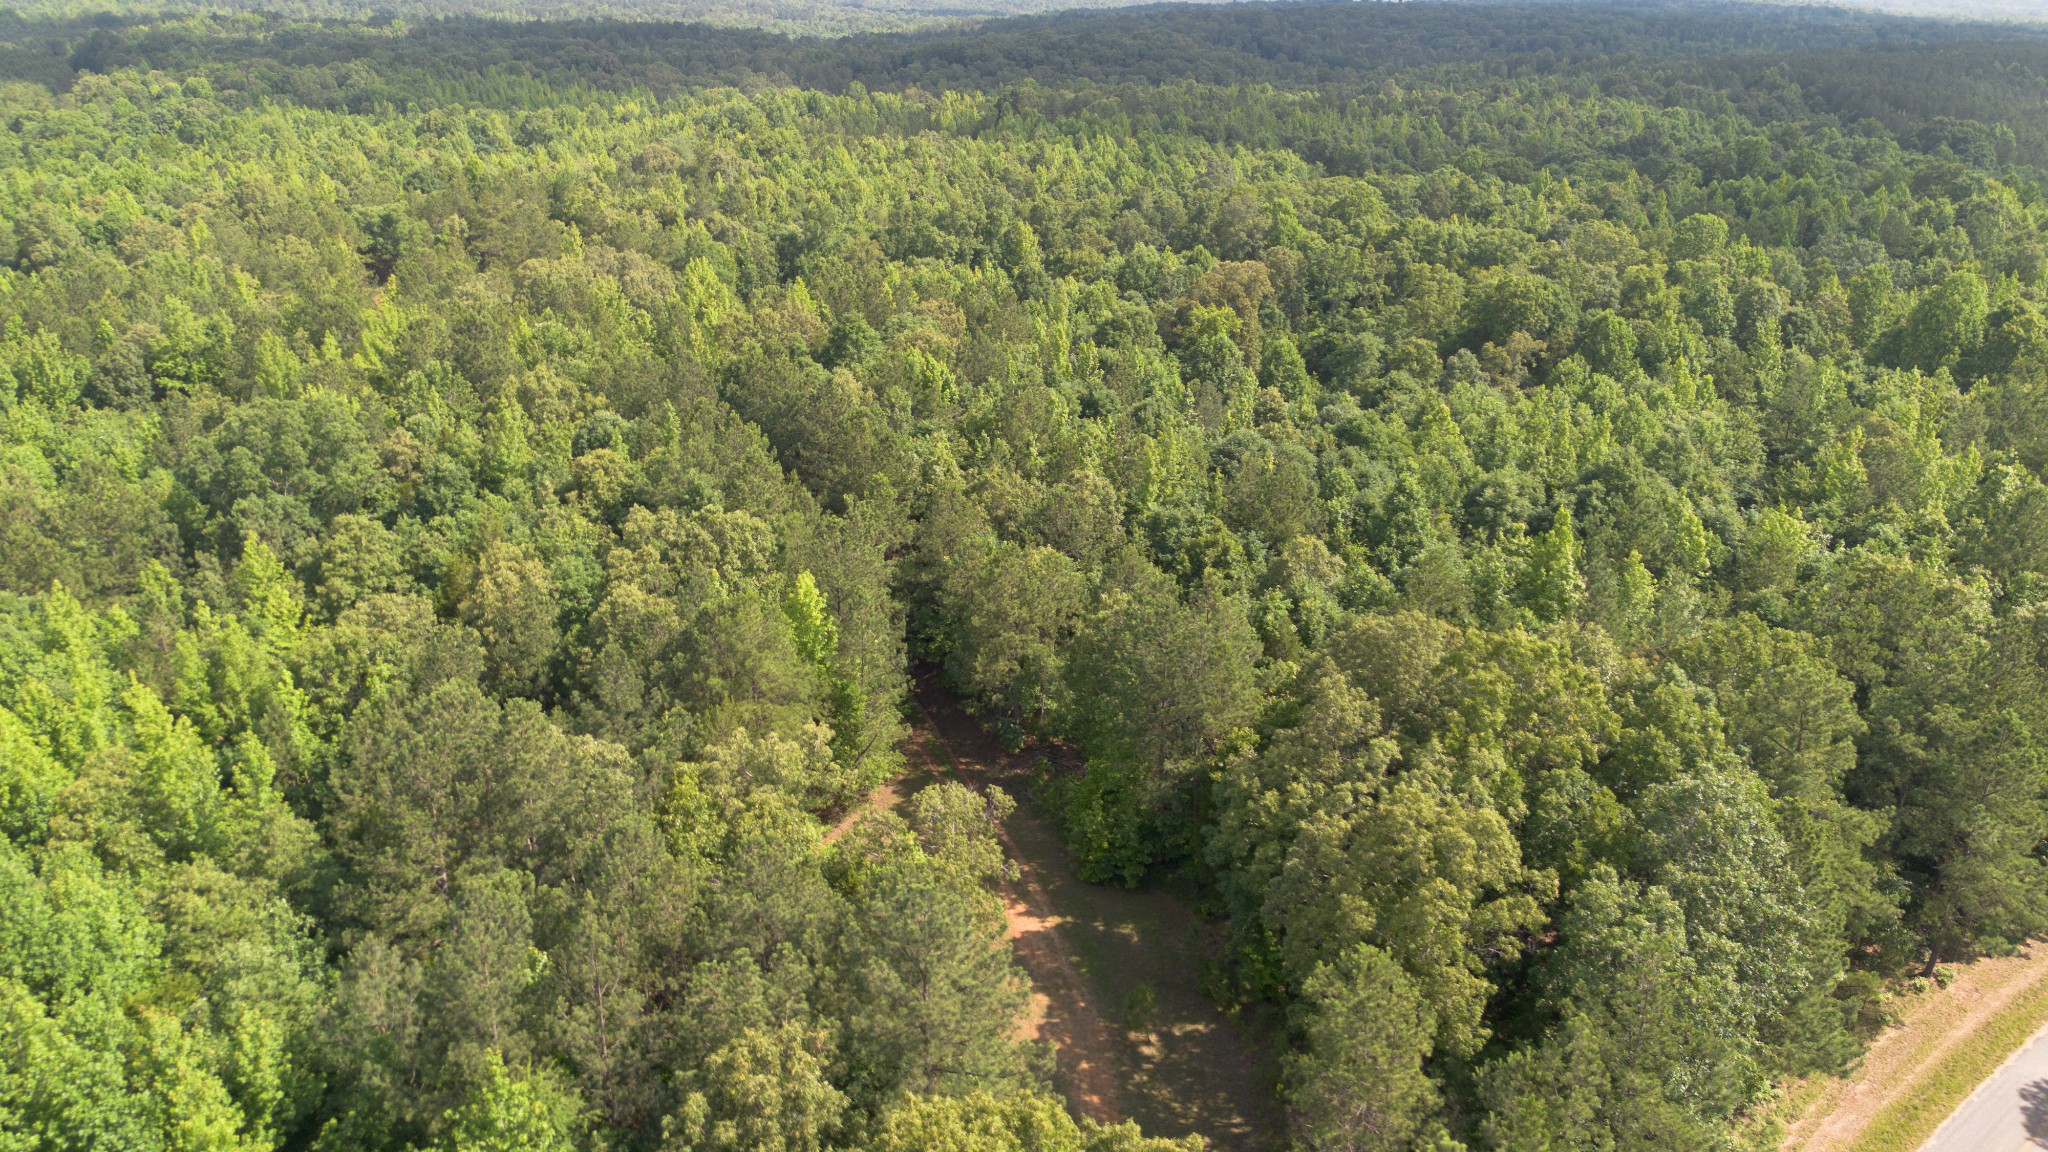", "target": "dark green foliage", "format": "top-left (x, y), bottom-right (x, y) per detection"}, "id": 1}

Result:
top-left (1285, 944), bottom-right (1443, 1152)
top-left (3, 3), bottom-right (2048, 1150)
top-left (1481, 871), bottom-right (1753, 1152)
